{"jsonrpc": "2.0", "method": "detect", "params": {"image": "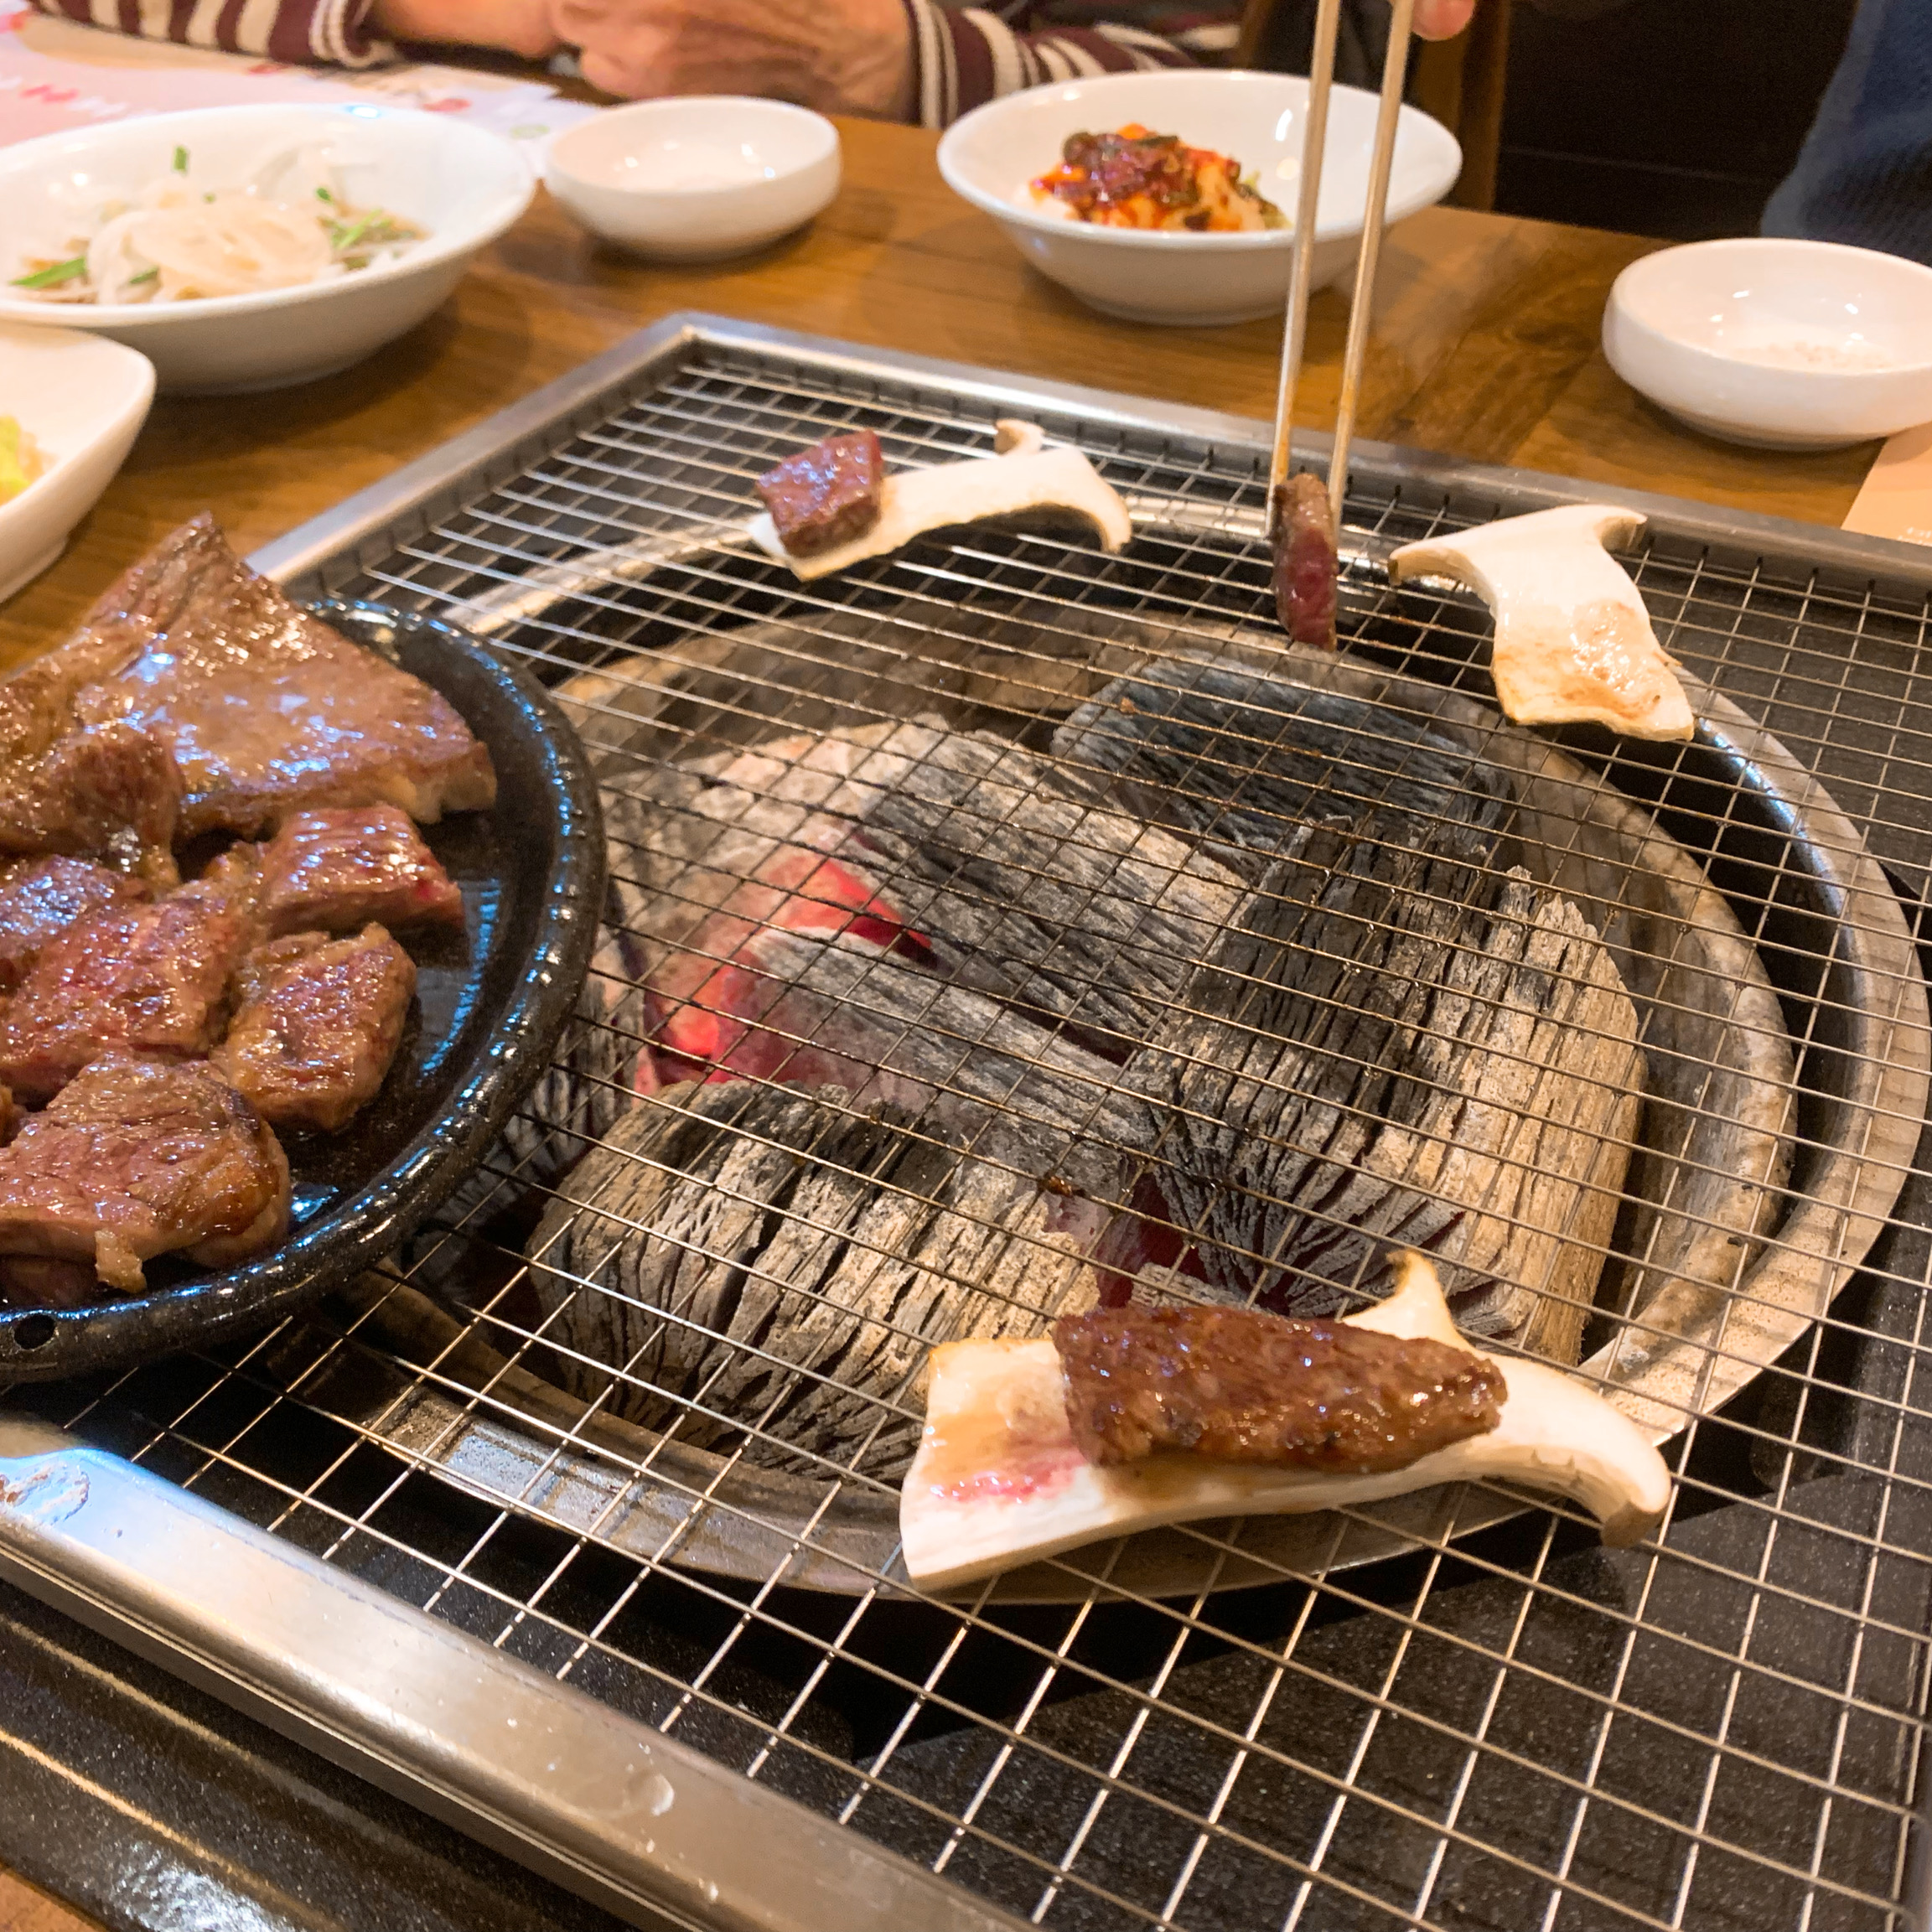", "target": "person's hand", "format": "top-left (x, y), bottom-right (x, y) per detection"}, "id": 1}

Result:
top-left (369, 0), bottom-right (559, 58)
top-left (1415, 0), bottom-right (1476, 38)
top-left (546, 0), bottom-right (915, 117)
